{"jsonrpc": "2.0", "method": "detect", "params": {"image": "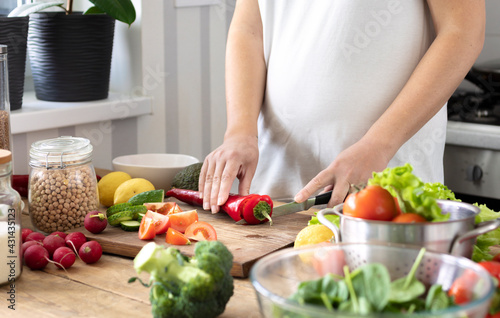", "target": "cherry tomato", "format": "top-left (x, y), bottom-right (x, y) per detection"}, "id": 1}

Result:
top-left (168, 210), bottom-right (198, 233)
top-left (166, 227), bottom-right (191, 245)
top-left (144, 210), bottom-right (170, 235)
top-left (448, 269), bottom-right (478, 305)
top-left (478, 261), bottom-right (500, 281)
top-left (343, 185), bottom-right (398, 221)
top-left (138, 217), bottom-right (156, 240)
top-left (392, 213), bottom-right (427, 223)
top-left (184, 221), bottom-right (217, 241)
